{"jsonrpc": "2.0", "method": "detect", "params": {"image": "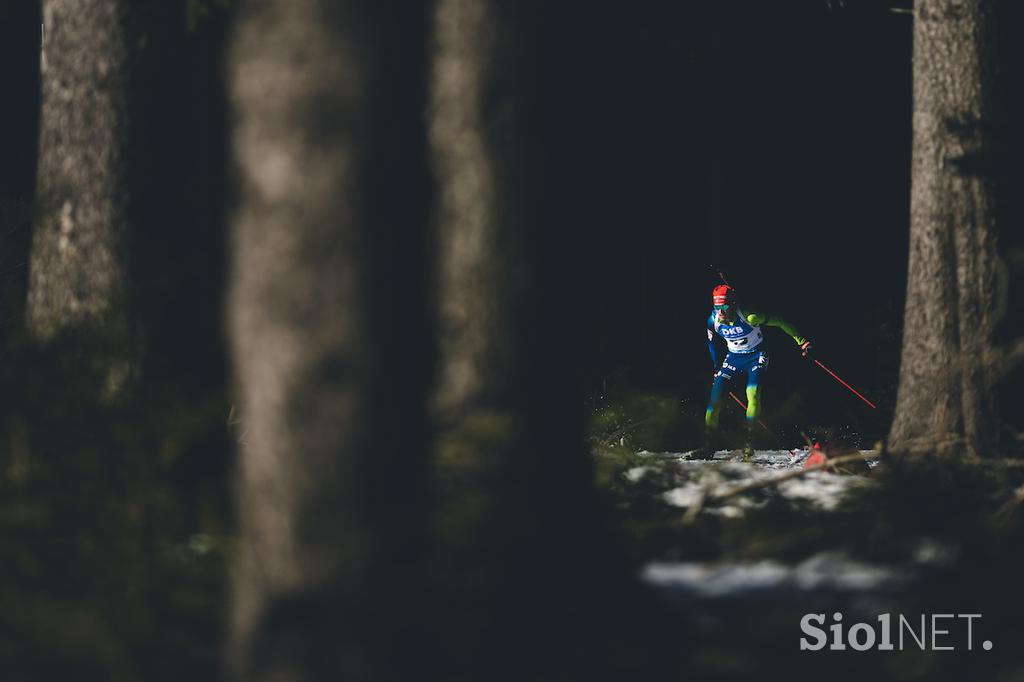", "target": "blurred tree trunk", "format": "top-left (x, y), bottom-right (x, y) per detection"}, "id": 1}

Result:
top-left (226, 1), bottom-right (432, 680)
top-left (431, 0), bottom-right (531, 414)
top-left (27, 0), bottom-right (134, 350)
top-left (889, 0), bottom-right (1006, 458)
top-left (430, 2), bottom-right (643, 679)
